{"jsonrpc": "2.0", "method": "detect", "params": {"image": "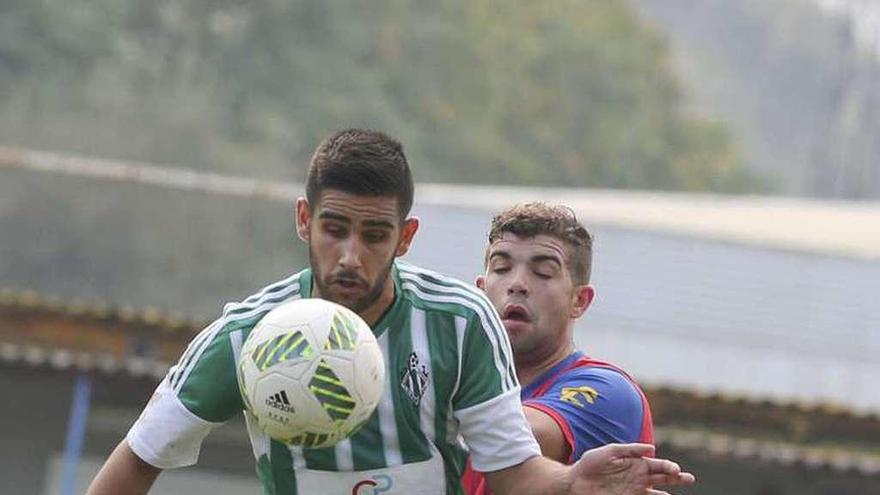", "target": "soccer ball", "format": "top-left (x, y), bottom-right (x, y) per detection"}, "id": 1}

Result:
top-left (237, 298), bottom-right (385, 449)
